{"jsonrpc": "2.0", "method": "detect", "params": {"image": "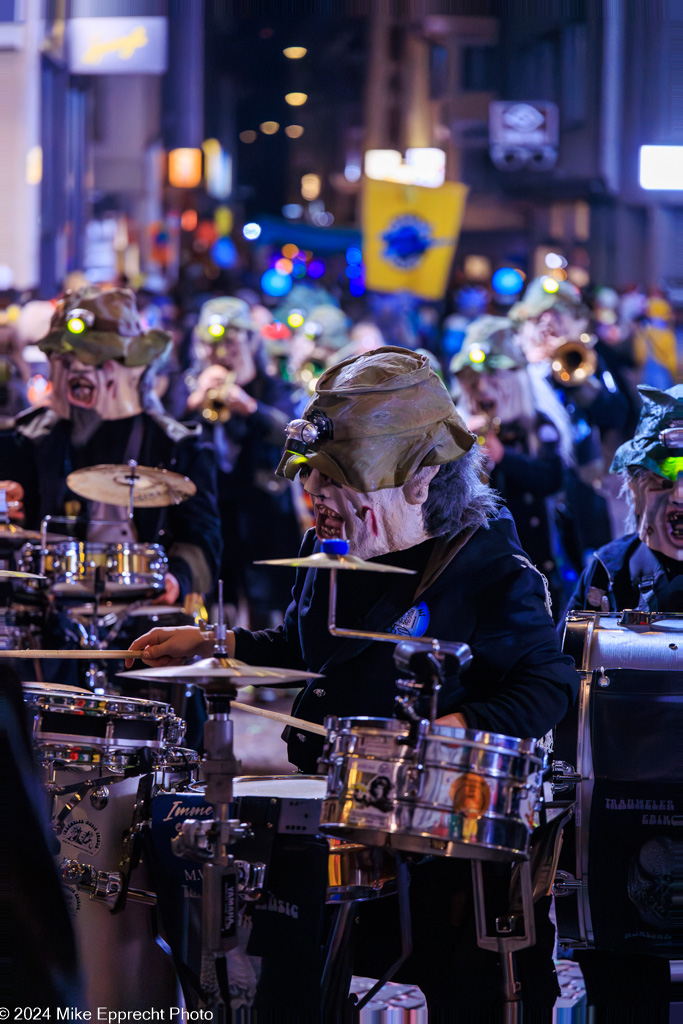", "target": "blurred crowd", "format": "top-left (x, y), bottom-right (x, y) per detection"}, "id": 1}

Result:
top-left (1, 261), bottom-right (680, 628)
